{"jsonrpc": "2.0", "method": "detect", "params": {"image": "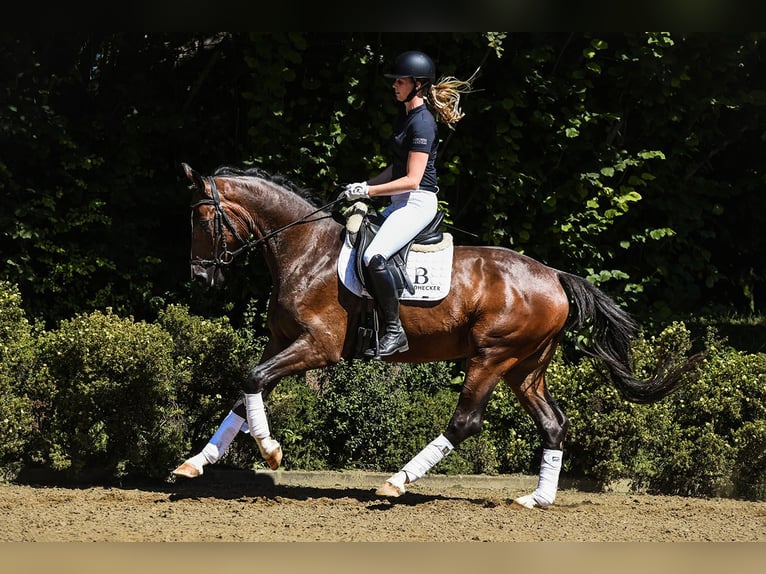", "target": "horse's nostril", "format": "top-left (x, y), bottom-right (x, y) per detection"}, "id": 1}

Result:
top-left (191, 266), bottom-right (208, 283)
top-left (190, 265), bottom-right (223, 287)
